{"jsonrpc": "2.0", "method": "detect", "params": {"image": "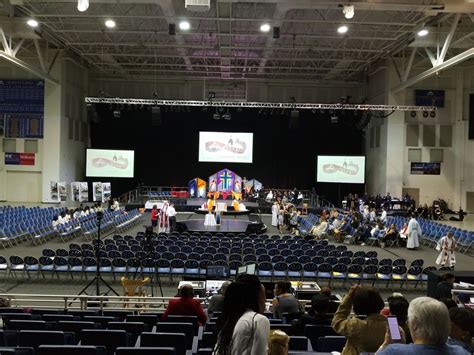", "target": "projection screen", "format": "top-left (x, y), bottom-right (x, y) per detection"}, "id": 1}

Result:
top-left (317, 156), bottom-right (365, 183)
top-left (86, 149), bottom-right (135, 178)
